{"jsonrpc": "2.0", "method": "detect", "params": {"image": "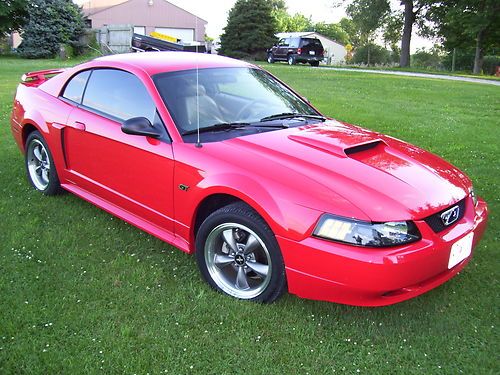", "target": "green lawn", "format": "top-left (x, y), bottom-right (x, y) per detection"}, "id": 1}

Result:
top-left (0, 57), bottom-right (498, 374)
